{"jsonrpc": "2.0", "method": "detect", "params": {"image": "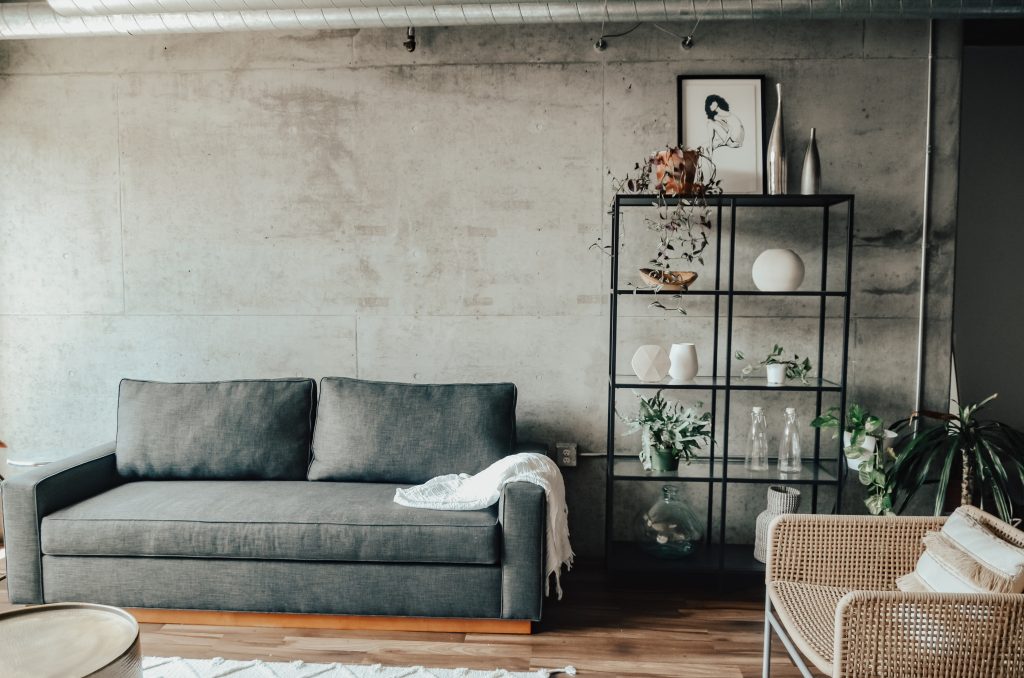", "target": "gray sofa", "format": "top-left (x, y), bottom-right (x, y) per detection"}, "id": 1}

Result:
top-left (2, 377), bottom-right (547, 623)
